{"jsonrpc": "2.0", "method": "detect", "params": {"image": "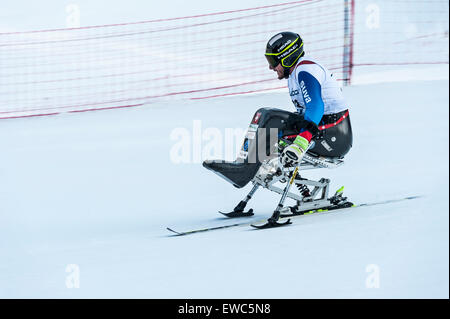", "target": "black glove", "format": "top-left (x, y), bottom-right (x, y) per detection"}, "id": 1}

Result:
top-left (286, 113), bottom-right (319, 138)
